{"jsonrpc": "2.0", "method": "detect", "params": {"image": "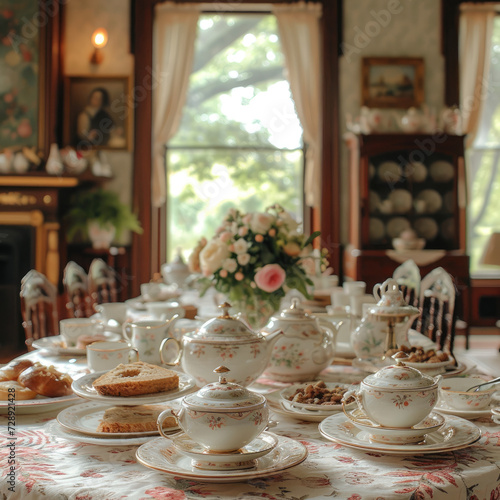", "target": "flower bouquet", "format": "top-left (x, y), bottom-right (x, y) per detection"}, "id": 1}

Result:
top-left (194, 205), bottom-right (321, 329)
